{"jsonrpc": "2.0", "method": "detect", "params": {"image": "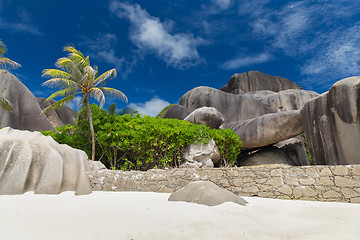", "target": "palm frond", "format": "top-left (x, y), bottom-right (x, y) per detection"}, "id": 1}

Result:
top-left (98, 87), bottom-right (128, 103)
top-left (45, 88), bottom-right (79, 102)
top-left (41, 94), bottom-right (77, 113)
top-left (84, 65), bottom-right (97, 87)
top-left (0, 97), bottom-right (12, 111)
top-left (64, 46), bottom-right (90, 69)
top-left (90, 87), bottom-right (105, 107)
top-left (0, 40), bottom-right (6, 55)
top-left (95, 68), bottom-right (117, 86)
top-left (42, 69), bottom-right (71, 79)
top-left (0, 57), bottom-right (21, 69)
top-left (42, 77), bottom-right (79, 89)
